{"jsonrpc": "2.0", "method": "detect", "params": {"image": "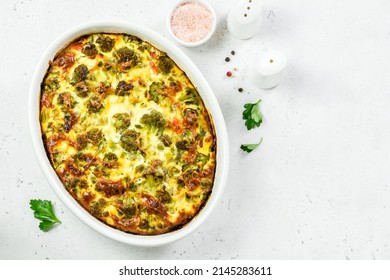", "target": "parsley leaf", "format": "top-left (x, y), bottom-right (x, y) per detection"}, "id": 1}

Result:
top-left (30, 199), bottom-right (61, 232)
top-left (240, 137), bottom-right (263, 153)
top-left (242, 99), bottom-right (263, 130)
